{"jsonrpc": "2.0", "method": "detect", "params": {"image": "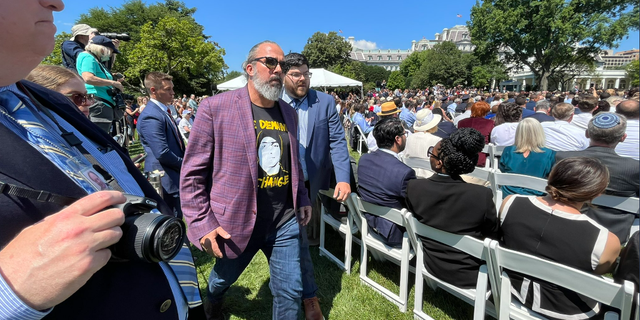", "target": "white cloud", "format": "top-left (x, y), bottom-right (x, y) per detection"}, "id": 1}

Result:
top-left (352, 39), bottom-right (377, 50)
